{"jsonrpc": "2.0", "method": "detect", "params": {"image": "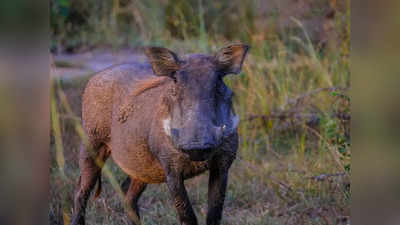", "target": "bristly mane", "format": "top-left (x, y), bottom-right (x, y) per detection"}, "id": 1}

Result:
top-left (118, 76), bottom-right (168, 123)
